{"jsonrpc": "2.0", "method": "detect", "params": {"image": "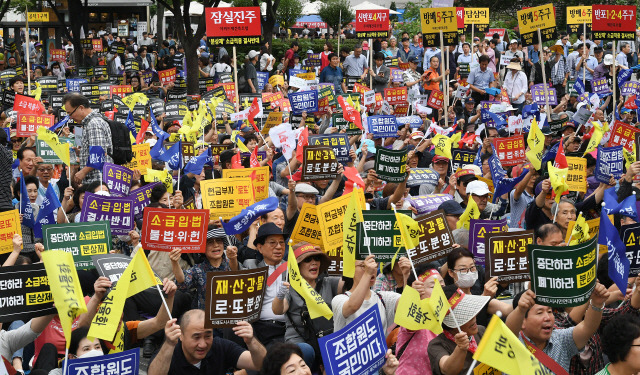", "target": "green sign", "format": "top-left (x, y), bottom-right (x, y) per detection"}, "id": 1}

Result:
top-left (374, 148), bottom-right (408, 183)
top-left (319, 86), bottom-right (337, 106)
top-left (331, 114), bottom-right (361, 135)
top-left (567, 79), bottom-right (578, 97)
top-left (42, 221), bottom-right (111, 270)
top-left (356, 210), bottom-right (411, 261)
top-left (36, 137), bottom-right (78, 165)
top-left (528, 236), bottom-right (597, 307)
